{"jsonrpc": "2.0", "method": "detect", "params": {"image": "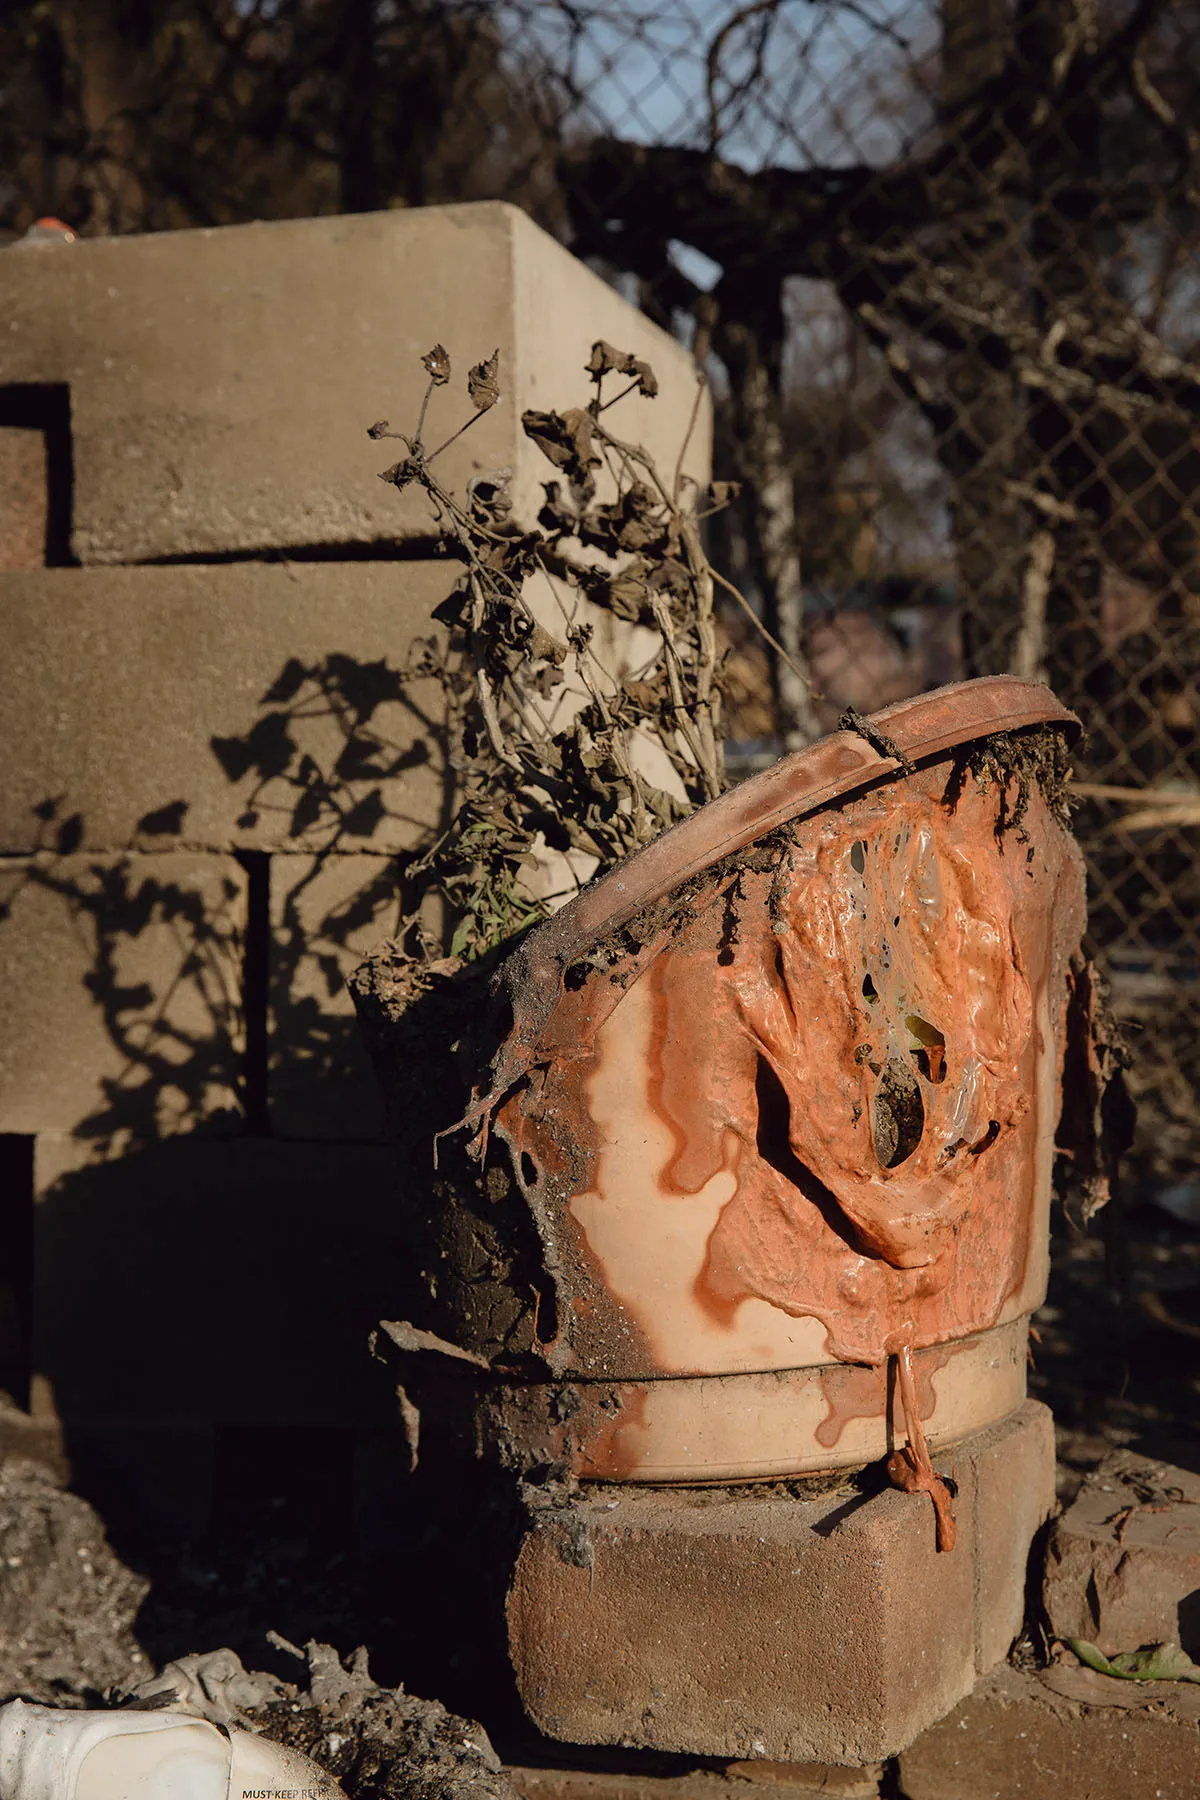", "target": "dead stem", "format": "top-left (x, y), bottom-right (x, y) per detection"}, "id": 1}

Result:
top-left (372, 338), bottom-right (731, 962)
top-left (673, 370), bottom-right (707, 506)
